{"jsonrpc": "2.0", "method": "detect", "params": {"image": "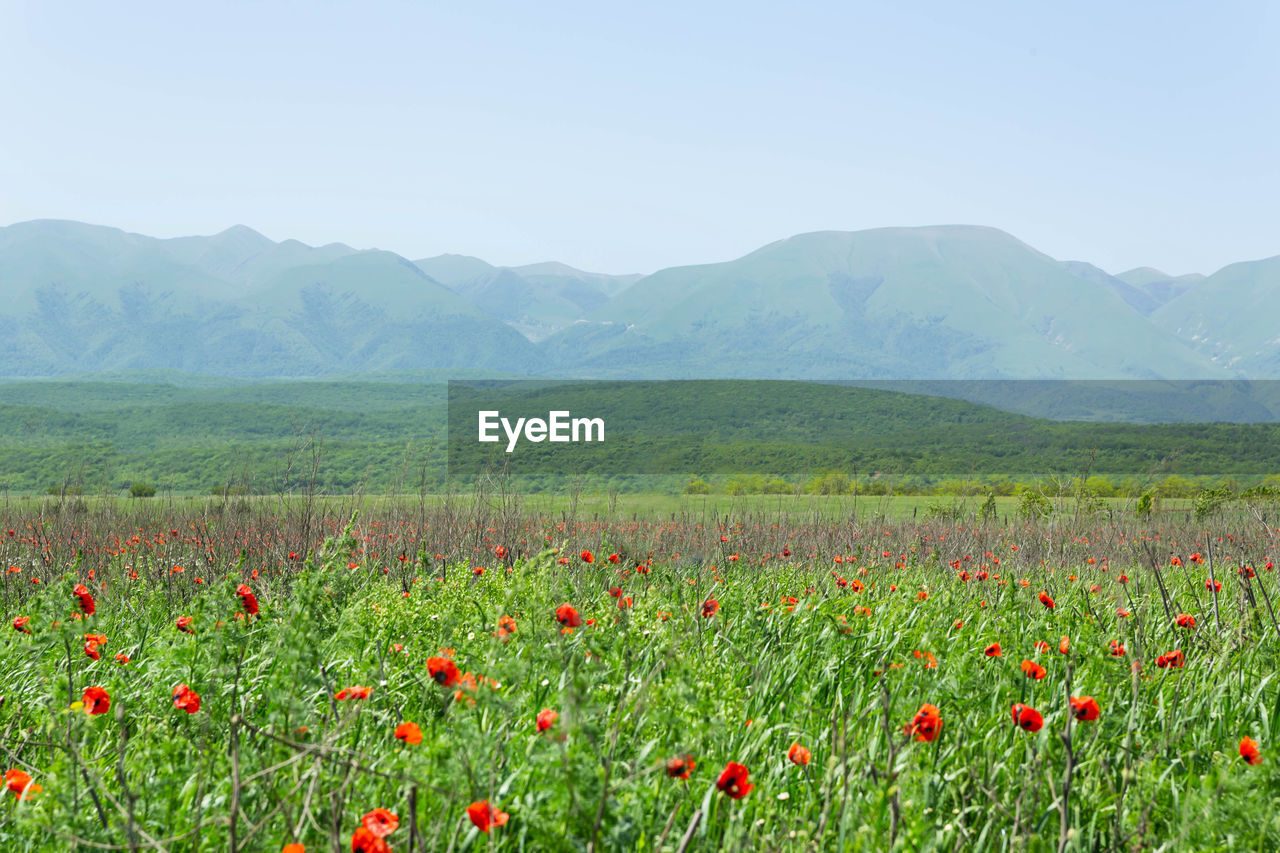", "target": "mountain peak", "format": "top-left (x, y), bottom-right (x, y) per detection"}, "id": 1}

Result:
top-left (212, 224), bottom-right (274, 246)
